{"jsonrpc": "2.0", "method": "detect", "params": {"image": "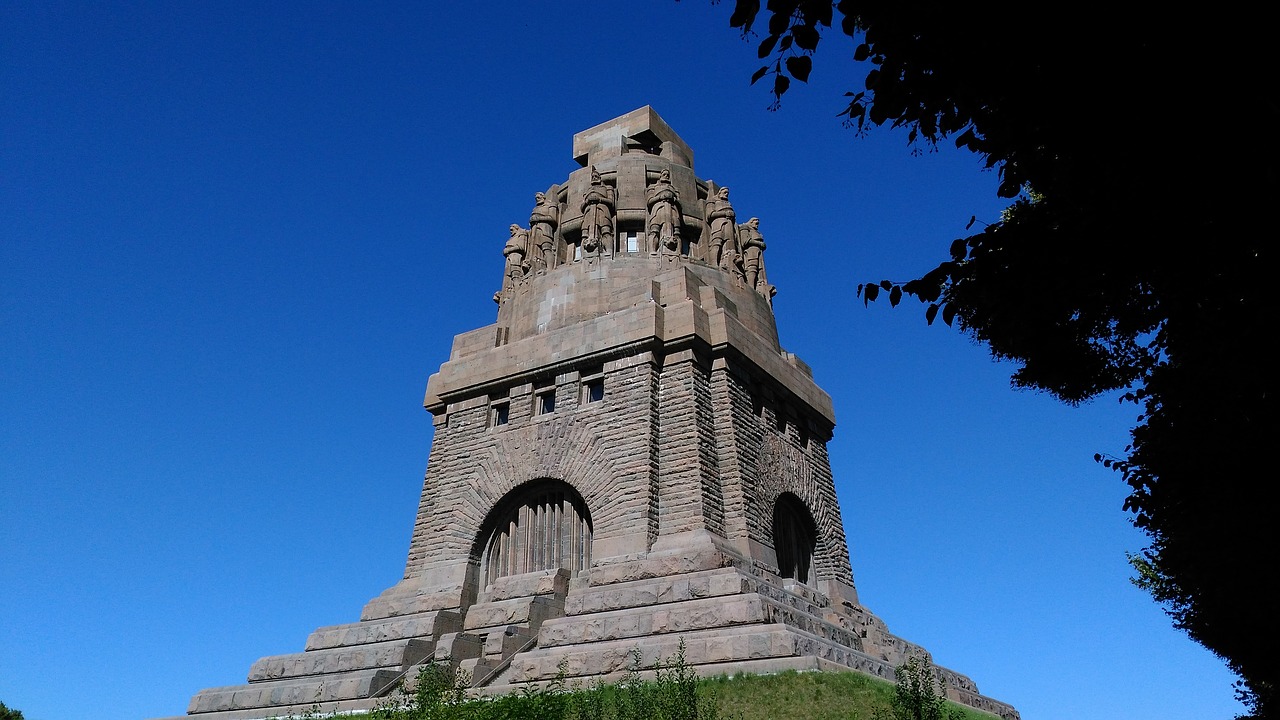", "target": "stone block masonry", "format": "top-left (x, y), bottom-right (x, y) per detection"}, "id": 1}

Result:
top-left (155, 107), bottom-right (1018, 720)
